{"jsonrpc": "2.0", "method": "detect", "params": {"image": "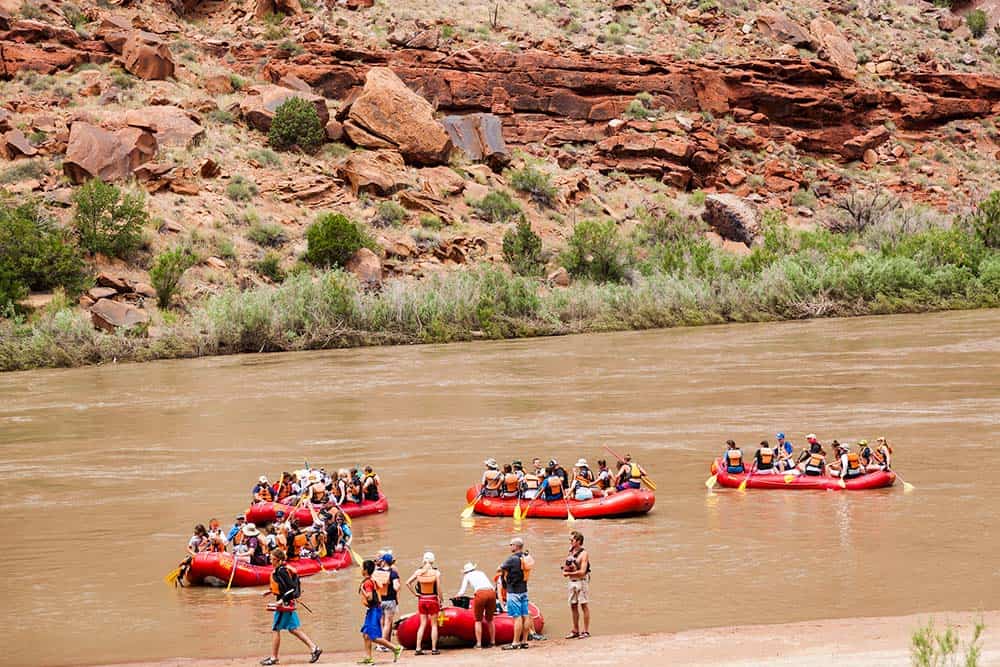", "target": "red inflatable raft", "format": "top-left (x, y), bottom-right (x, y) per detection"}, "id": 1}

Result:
top-left (245, 496), bottom-right (388, 527)
top-left (465, 485), bottom-right (654, 519)
top-left (183, 550), bottom-right (353, 587)
top-left (396, 603), bottom-right (544, 650)
top-left (711, 459), bottom-right (896, 490)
